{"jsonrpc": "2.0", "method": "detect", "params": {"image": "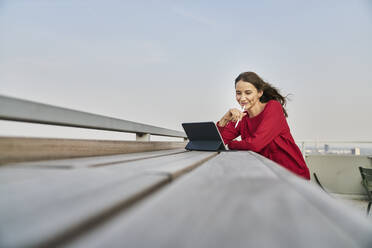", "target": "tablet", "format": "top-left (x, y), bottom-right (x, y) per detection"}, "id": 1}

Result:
top-left (181, 122), bottom-right (229, 151)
